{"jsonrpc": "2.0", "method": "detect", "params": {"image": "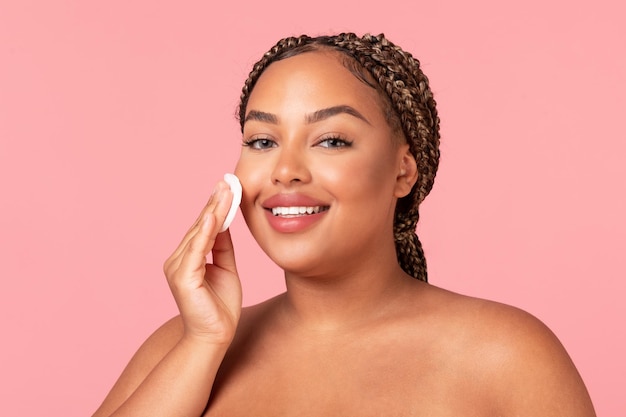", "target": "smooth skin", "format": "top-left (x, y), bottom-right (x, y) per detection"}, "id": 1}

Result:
top-left (93, 51), bottom-right (596, 417)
